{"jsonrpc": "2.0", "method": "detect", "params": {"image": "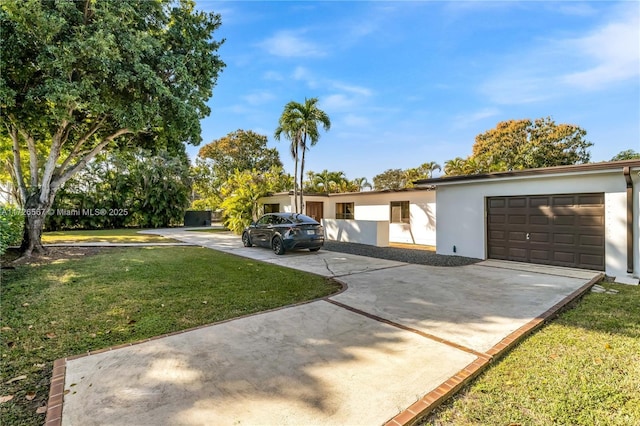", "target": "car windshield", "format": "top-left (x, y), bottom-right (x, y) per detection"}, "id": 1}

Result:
top-left (287, 214), bottom-right (317, 224)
